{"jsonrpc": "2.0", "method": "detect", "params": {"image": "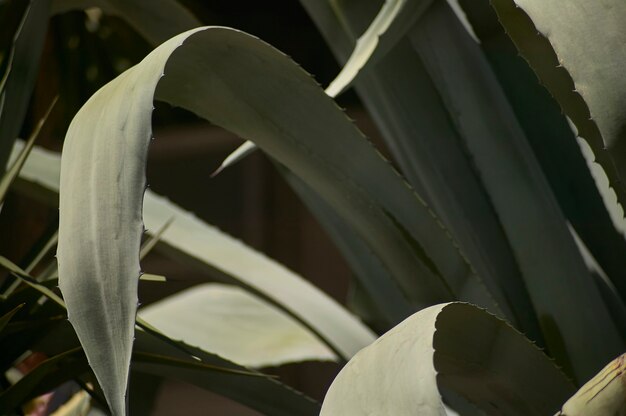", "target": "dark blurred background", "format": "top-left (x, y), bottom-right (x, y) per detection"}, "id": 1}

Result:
top-left (0, 1), bottom-right (388, 414)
